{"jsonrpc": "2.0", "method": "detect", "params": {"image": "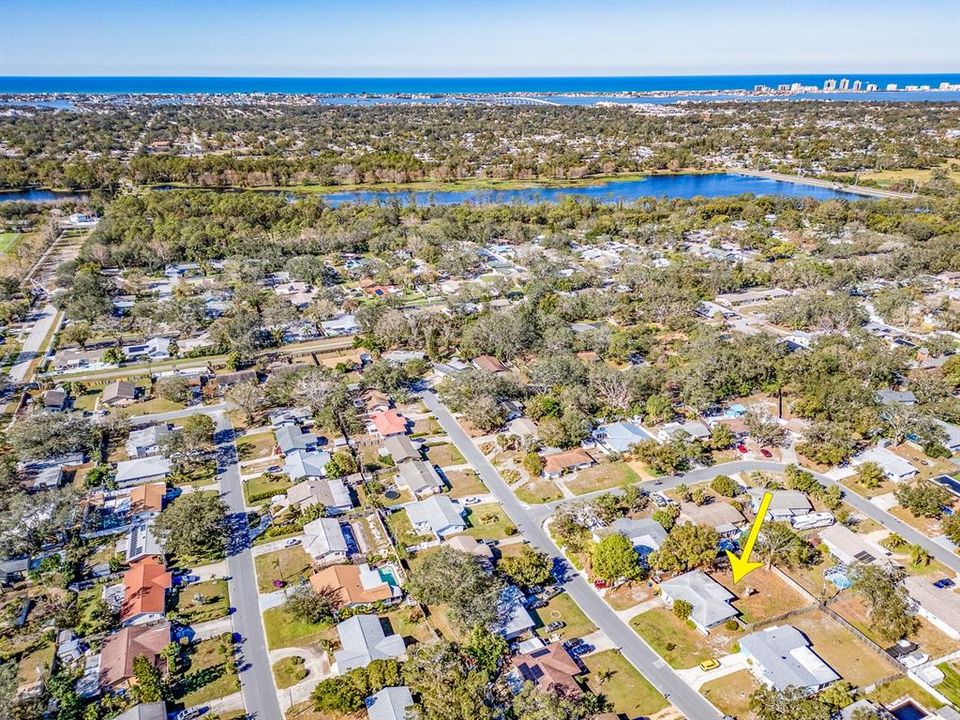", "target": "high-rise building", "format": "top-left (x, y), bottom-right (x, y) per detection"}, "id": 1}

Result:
top-left (886, 83), bottom-right (898, 91)
top-left (790, 82), bottom-right (802, 92)
top-left (852, 80), bottom-right (862, 91)
top-left (865, 83), bottom-right (878, 92)
top-left (777, 84), bottom-right (790, 91)
top-left (838, 78), bottom-right (850, 90)
top-left (823, 79), bottom-right (837, 91)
